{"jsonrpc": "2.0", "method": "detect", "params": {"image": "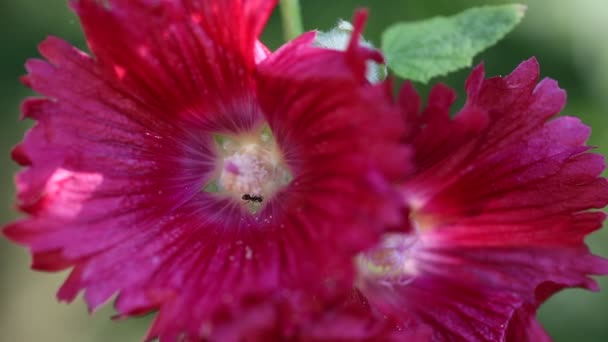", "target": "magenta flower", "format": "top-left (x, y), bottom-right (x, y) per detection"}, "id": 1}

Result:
top-left (295, 59), bottom-right (608, 341)
top-left (3, 0), bottom-right (408, 340)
